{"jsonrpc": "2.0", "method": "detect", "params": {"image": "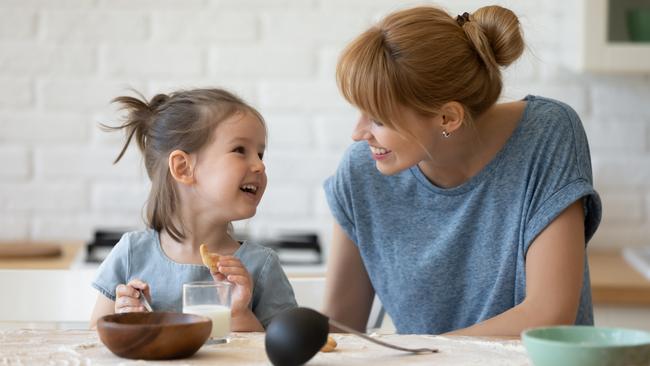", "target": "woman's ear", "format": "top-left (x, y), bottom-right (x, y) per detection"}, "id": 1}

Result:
top-left (439, 101), bottom-right (465, 134)
top-left (168, 149), bottom-right (195, 185)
